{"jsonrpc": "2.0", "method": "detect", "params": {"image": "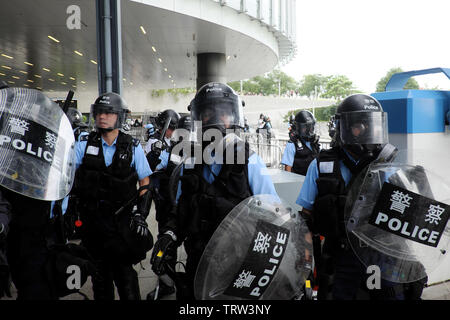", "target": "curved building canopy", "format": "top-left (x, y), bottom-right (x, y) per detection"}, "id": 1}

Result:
top-left (0, 0), bottom-right (296, 109)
